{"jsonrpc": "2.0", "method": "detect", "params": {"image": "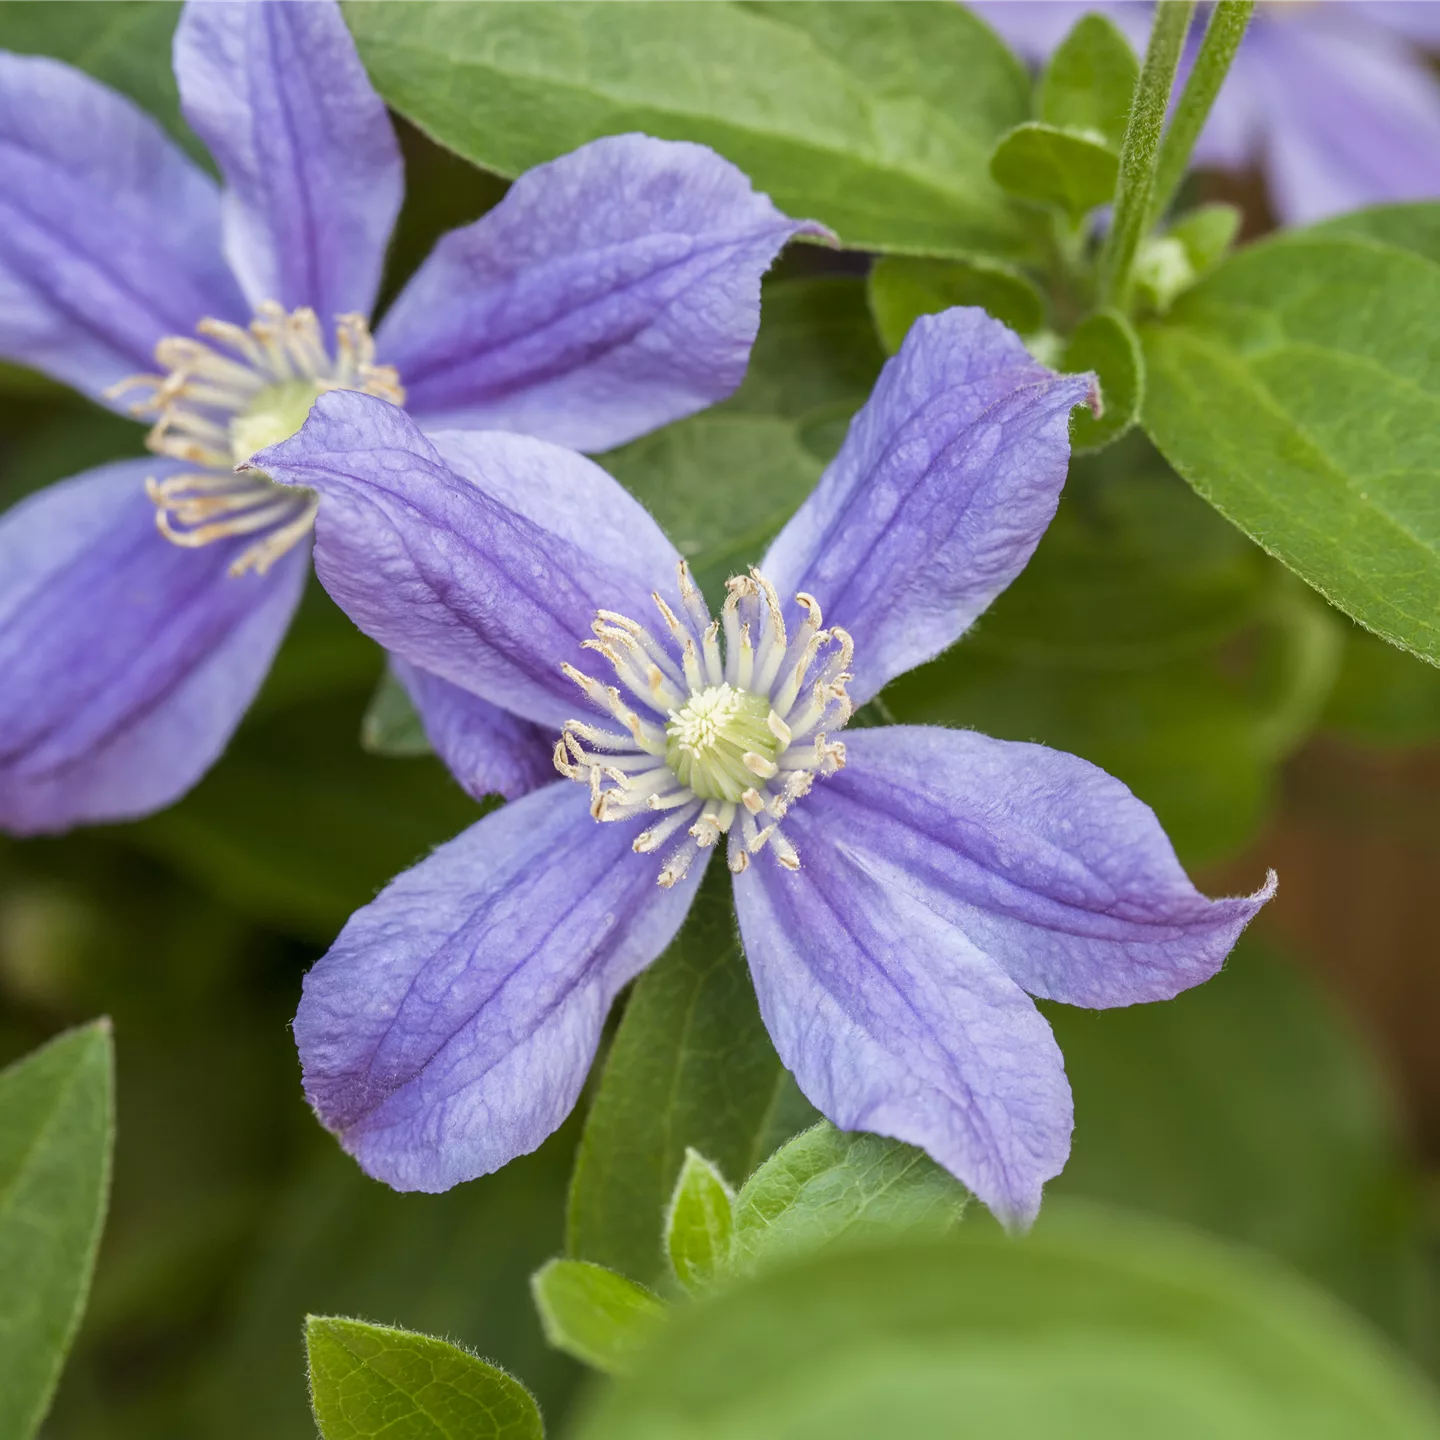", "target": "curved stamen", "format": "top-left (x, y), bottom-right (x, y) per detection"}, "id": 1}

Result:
top-left (110, 303), bottom-right (404, 577)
